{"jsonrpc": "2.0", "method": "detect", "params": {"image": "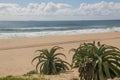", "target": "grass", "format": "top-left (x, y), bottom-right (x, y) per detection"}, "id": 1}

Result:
top-left (0, 76), bottom-right (40, 80)
top-left (0, 77), bottom-right (48, 80)
top-left (0, 76), bottom-right (28, 80)
top-left (23, 70), bottom-right (37, 76)
top-left (0, 74), bottom-right (50, 80)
